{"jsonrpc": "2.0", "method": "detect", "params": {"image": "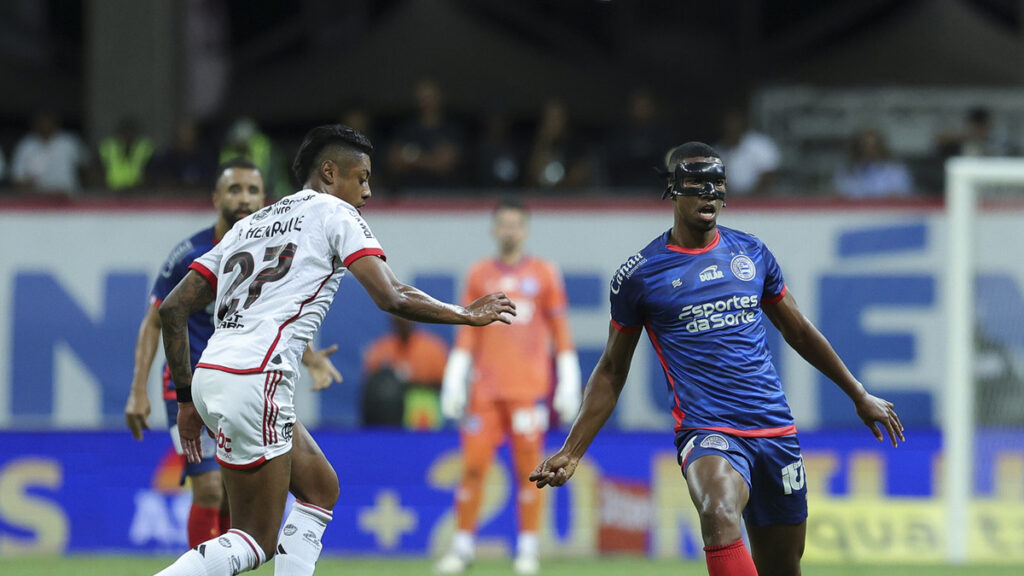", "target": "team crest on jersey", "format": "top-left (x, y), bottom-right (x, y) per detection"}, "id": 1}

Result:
top-left (699, 264), bottom-right (725, 283)
top-left (699, 434), bottom-right (730, 451)
top-left (730, 255), bottom-right (756, 281)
